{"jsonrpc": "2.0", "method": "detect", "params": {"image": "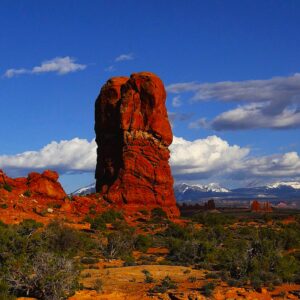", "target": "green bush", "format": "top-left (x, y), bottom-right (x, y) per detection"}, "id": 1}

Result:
top-left (88, 209), bottom-right (124, 230)
top-left (202, 282), bottom-right (215, 297)
top-left (3, 184), bottom-right (12, 192)
top-left (163, 223), bottom-right (191, 240)
top-left (149, 276), bottom-right (177, 293)
top-left (23, 190), bottom-right (31, 197)
top-left (42, 220), bottom-right (96, 256)
top-left (122, 255), bottom-right (136, 266)
top-left (142, 269), bottom-right (155, 283)
top-left (151, 207), bottom-right (167, 222)
top-left (17, 219), bottom-right (43, 236)
top-left (135, 234), bottom-right (153, 252)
